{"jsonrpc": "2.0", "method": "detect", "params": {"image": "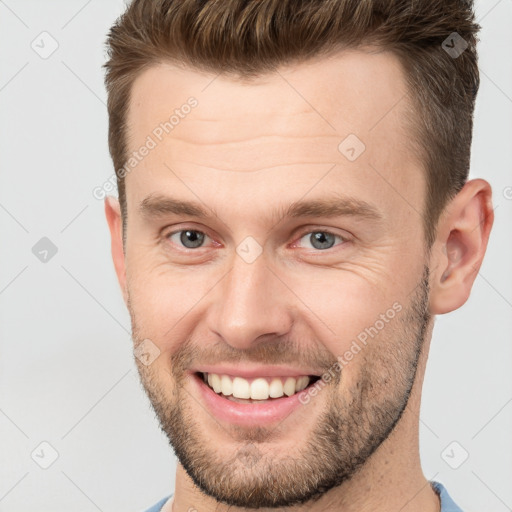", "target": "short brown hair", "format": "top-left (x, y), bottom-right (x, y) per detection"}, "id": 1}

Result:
top-left (104, 0), bottom-right (480, 249)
